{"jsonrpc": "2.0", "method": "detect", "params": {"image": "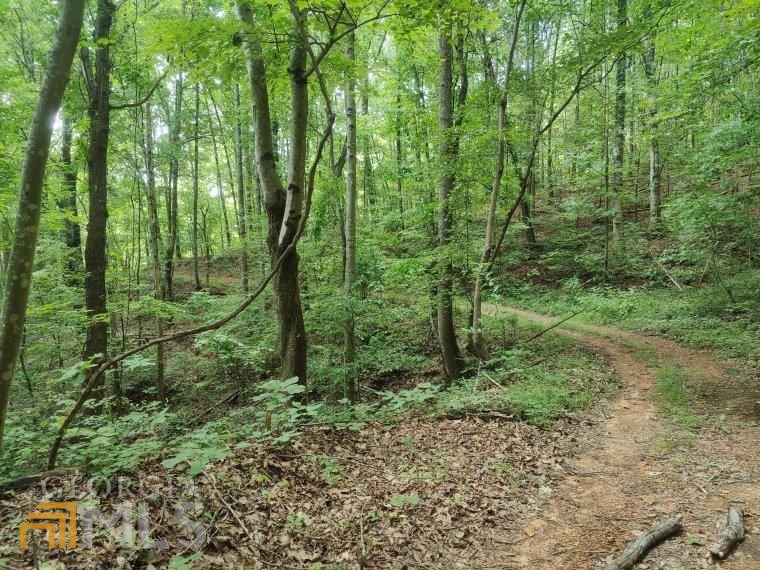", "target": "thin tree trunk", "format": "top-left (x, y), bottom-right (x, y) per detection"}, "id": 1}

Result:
top-left (234, 84), bottom-right (250, 293)
top-left (469, 0), bottom-right (525, 355)
top-left (82, 0), bottom-right (115, 392)
top-left (643, 38), bottom-right (661, 229)
top-left (0, 0), bottom-right (85, 449)
top-left (206, 91), bottom-right (233, 247)
top-left (59, 112), bottom-right (82, 286)
top-left (192, 83), bottom-right (202, 291)
top-left (612, 0), bottom-right (627, 245)
top-left (238, 0), bottom-right (307, 386)
top-left (164, 75), bottom-right (183, 301)
top-left (143, 103), bottom-right (166, 401)
top-left (546, 27), bottom-right (560, 203)
top-left (437, 30), bottom-right (463, 382)
top-left (344, 30), bottom-right (358, 398)
top-left (361, 86), bottom-right (373, 212)
top-left (395, 91), bottom-right (404, 228)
